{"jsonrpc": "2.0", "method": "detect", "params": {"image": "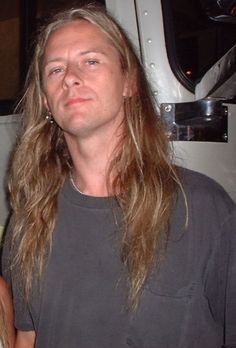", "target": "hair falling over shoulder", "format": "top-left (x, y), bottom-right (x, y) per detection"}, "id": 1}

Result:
top-left (8, 4), bottom-right (185, 307)
top-left (111, 68), bottom-right (183, 308)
